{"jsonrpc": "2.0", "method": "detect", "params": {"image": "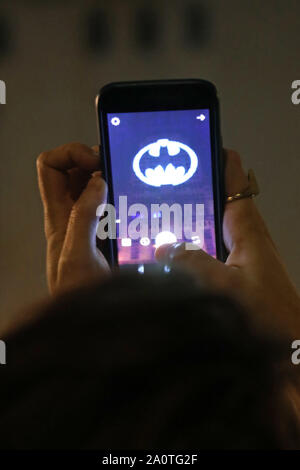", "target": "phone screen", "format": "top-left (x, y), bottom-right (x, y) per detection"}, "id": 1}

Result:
top-left (105, 109), bottom-right (216, 267)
